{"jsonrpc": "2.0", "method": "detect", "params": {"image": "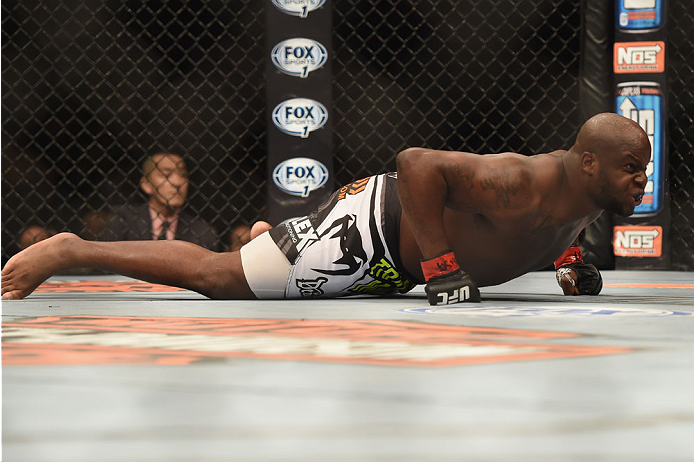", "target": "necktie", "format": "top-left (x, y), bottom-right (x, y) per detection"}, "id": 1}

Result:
top-left (158, 221), bottom-right (170, 240)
